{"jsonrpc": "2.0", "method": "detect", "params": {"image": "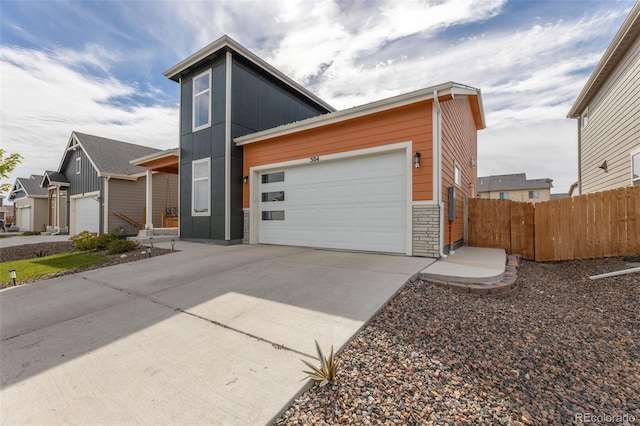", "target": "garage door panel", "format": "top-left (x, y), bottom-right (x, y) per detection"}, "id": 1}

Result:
top-left (259, 150), bottom-right (407, 253)
top-left (74, 196), bottom-right (100, 234)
